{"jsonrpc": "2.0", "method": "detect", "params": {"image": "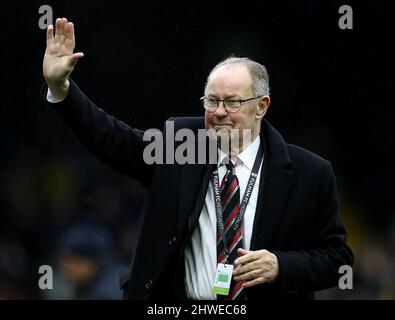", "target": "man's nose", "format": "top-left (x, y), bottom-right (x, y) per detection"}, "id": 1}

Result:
top-left (214, 101), bottom-right (228, 116)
